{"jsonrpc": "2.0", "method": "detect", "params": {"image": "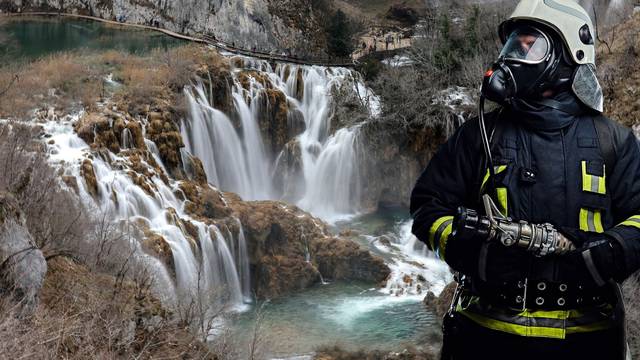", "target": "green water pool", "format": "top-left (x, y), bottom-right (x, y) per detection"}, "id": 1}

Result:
top-left (0, 16), bottom-right (185, 63)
